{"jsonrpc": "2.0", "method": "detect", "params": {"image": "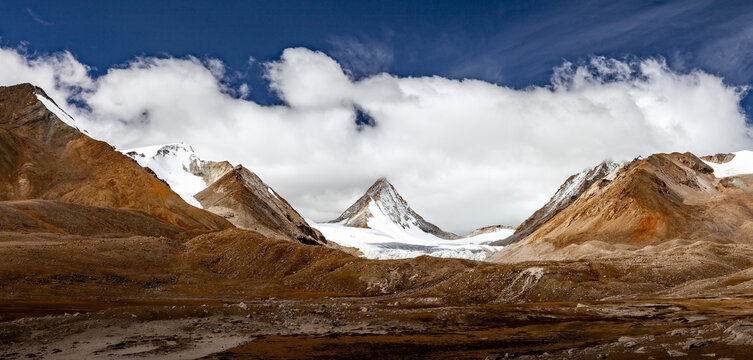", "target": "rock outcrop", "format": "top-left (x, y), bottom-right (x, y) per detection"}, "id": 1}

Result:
top-left (195, 165), bottom-right (327, 245)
